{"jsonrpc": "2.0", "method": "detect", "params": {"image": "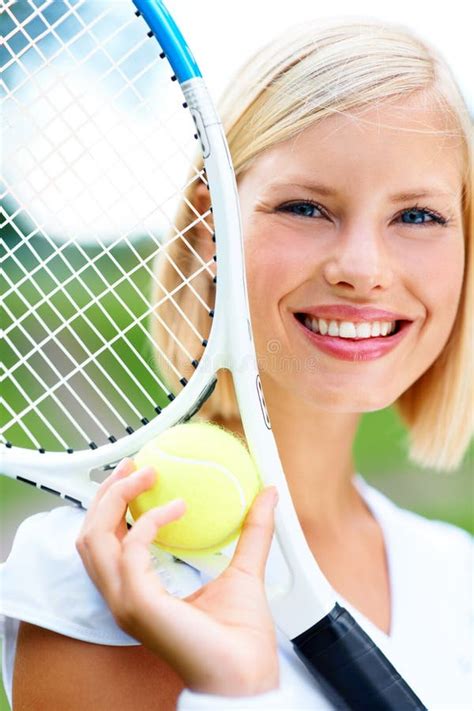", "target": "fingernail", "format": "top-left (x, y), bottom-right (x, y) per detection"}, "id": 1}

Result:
top-left (151, 498), bottom-right (186, 517)
top-left (115, 458), bottom-right (134, 475)
top-left (166, 498), bottom-right (186, 510)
